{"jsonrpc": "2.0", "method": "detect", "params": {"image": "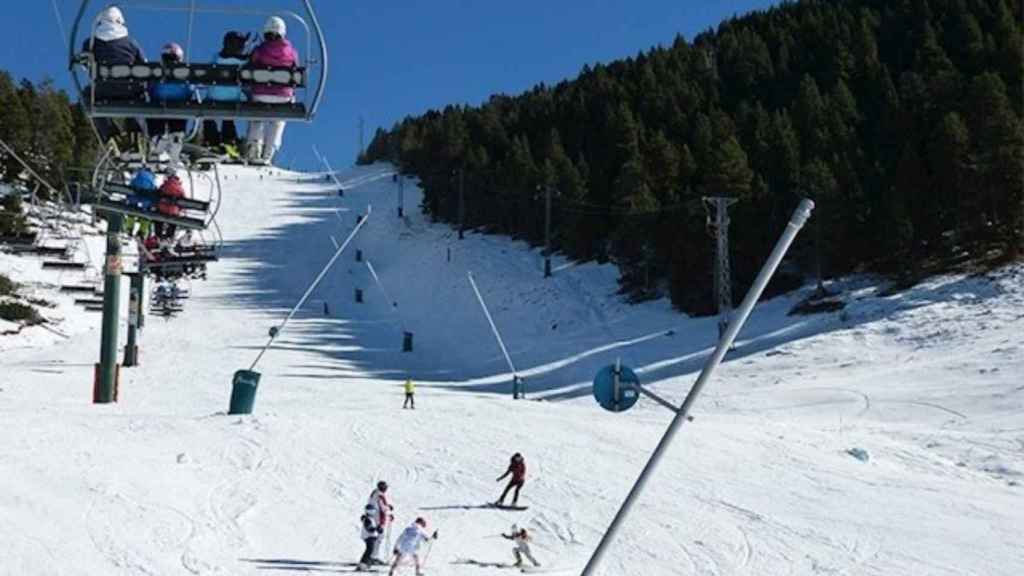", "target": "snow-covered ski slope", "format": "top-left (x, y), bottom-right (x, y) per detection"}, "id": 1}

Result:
top-left (1, 163), bottom-right (1022, 576)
